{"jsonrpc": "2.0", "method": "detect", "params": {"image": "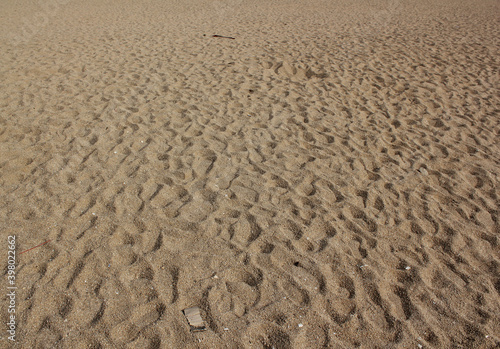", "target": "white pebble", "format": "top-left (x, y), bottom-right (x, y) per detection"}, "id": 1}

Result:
top-left (298, 323), bottom-right (303, 328)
